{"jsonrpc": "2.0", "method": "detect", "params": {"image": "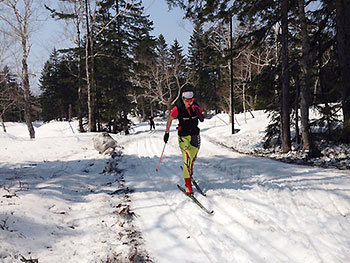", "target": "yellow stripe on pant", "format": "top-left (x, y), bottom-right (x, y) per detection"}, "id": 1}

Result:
top-left (178, 135), bottom-right (199, 179)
